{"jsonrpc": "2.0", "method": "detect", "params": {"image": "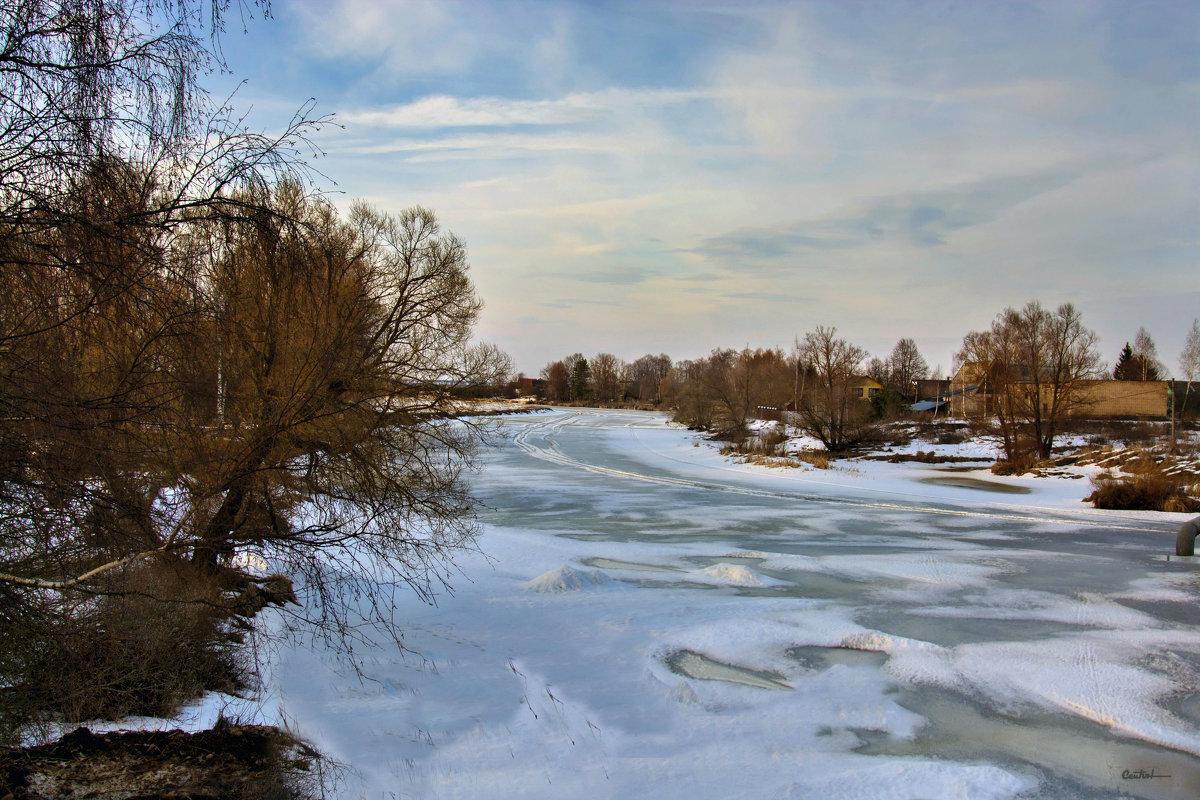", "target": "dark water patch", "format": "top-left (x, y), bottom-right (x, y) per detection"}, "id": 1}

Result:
top-left (1166, 688), bottom-right (1200, 729)
top-left (856, 609), bottom-right (1081, 648)
top-left (786, 645), bottom-right (889, 672)
top-left (919, 476), bottom-right (1032, 494)
top-left (622, 578), bottom-right (722, 591)
top-left (580, 557), bottom-right (684, 573)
